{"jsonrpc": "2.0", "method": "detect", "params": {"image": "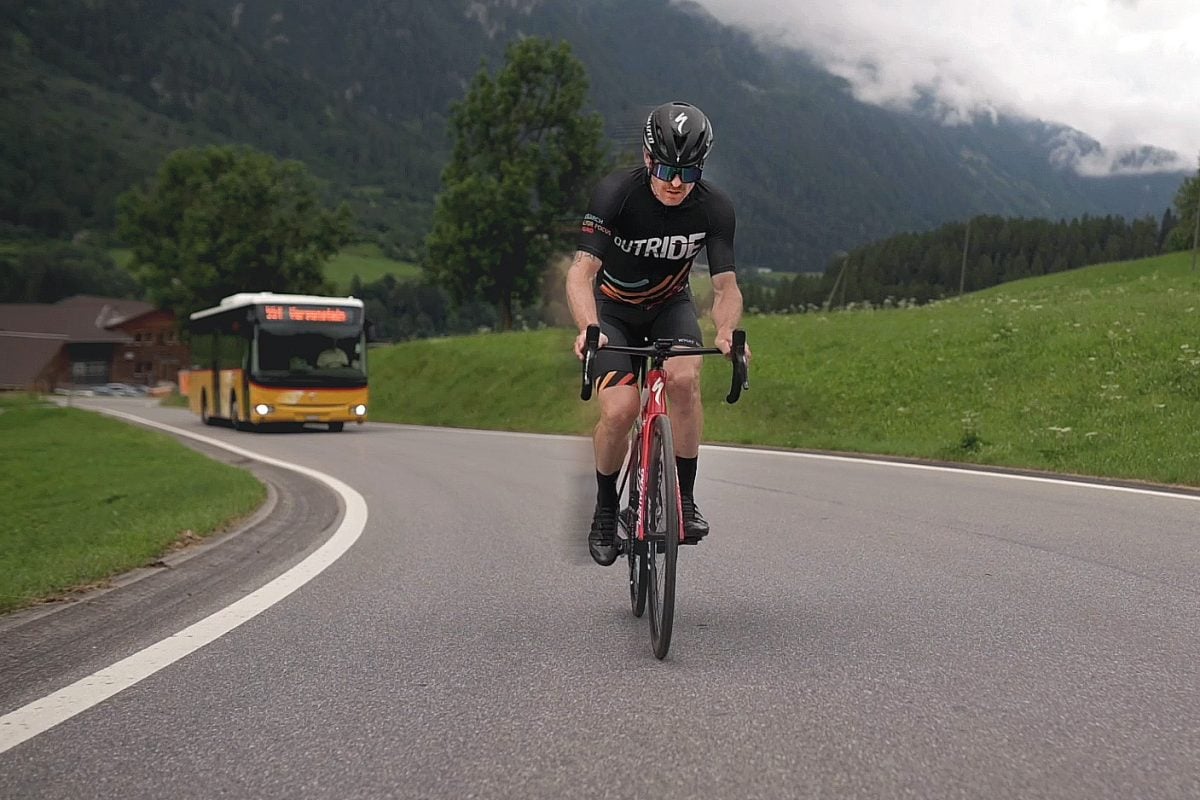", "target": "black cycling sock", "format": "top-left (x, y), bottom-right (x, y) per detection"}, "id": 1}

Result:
top-left (676, 456), bottom-right (698, 497)
top-left (596, 470), bottom-right (619, 509)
